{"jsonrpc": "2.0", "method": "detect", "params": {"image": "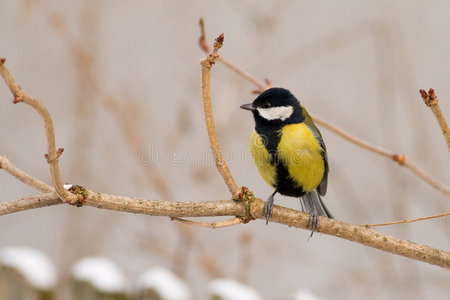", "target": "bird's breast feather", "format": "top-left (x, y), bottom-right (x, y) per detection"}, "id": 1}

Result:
top-left (276, 123), bottom-right (325, 192)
